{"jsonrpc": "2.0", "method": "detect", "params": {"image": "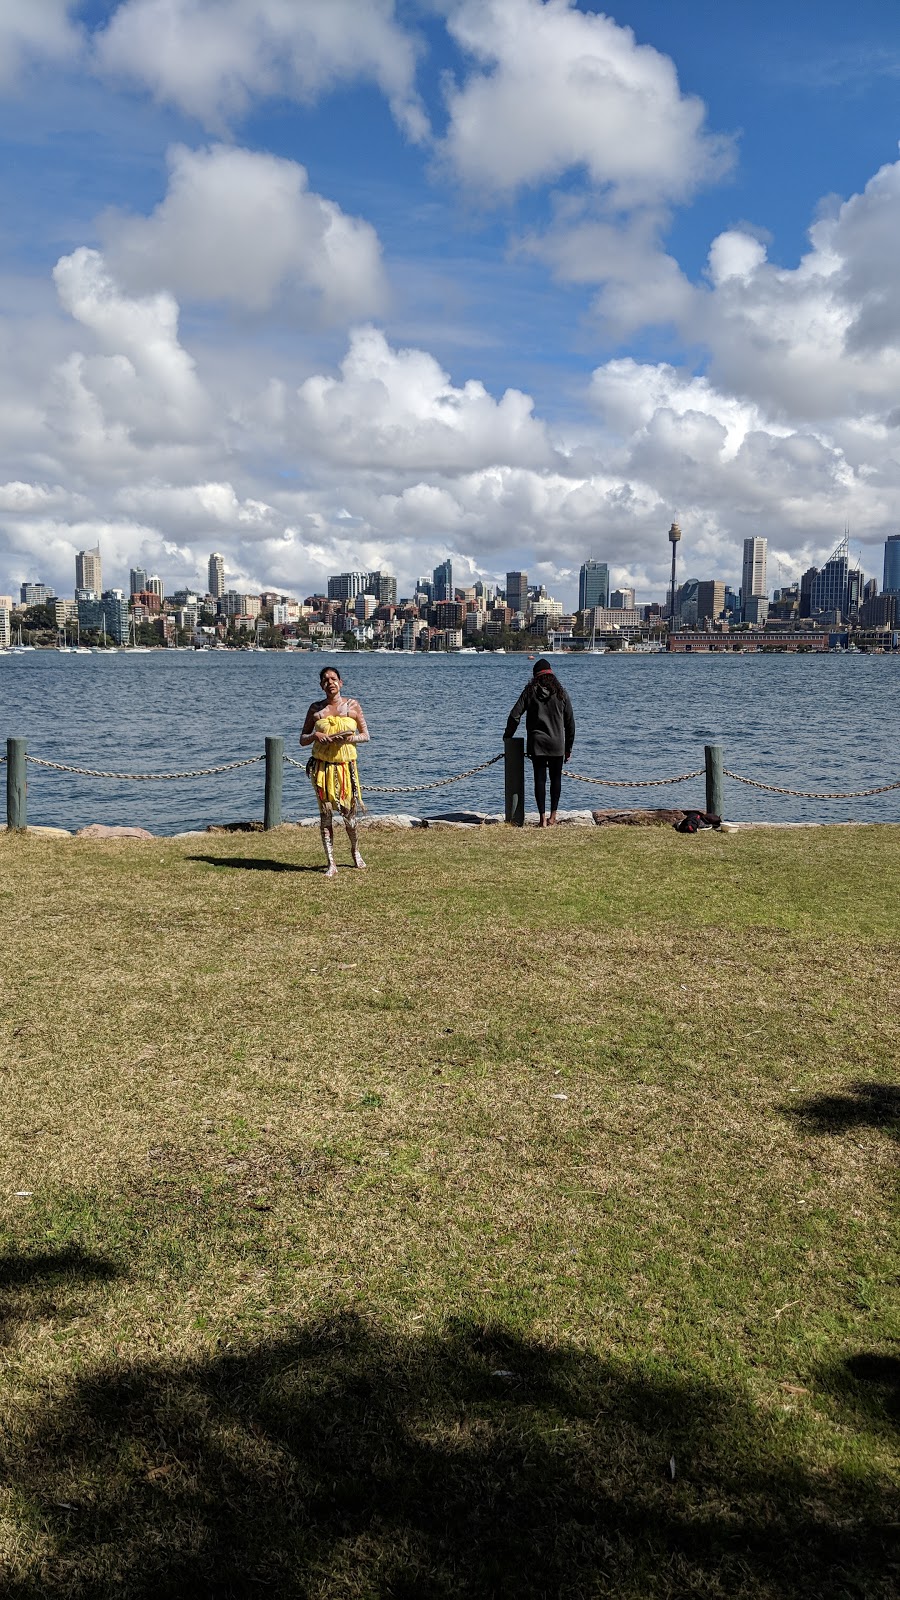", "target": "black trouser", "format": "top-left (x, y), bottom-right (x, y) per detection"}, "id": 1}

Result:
top-left (532, 755), bottom-right (563, 815)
